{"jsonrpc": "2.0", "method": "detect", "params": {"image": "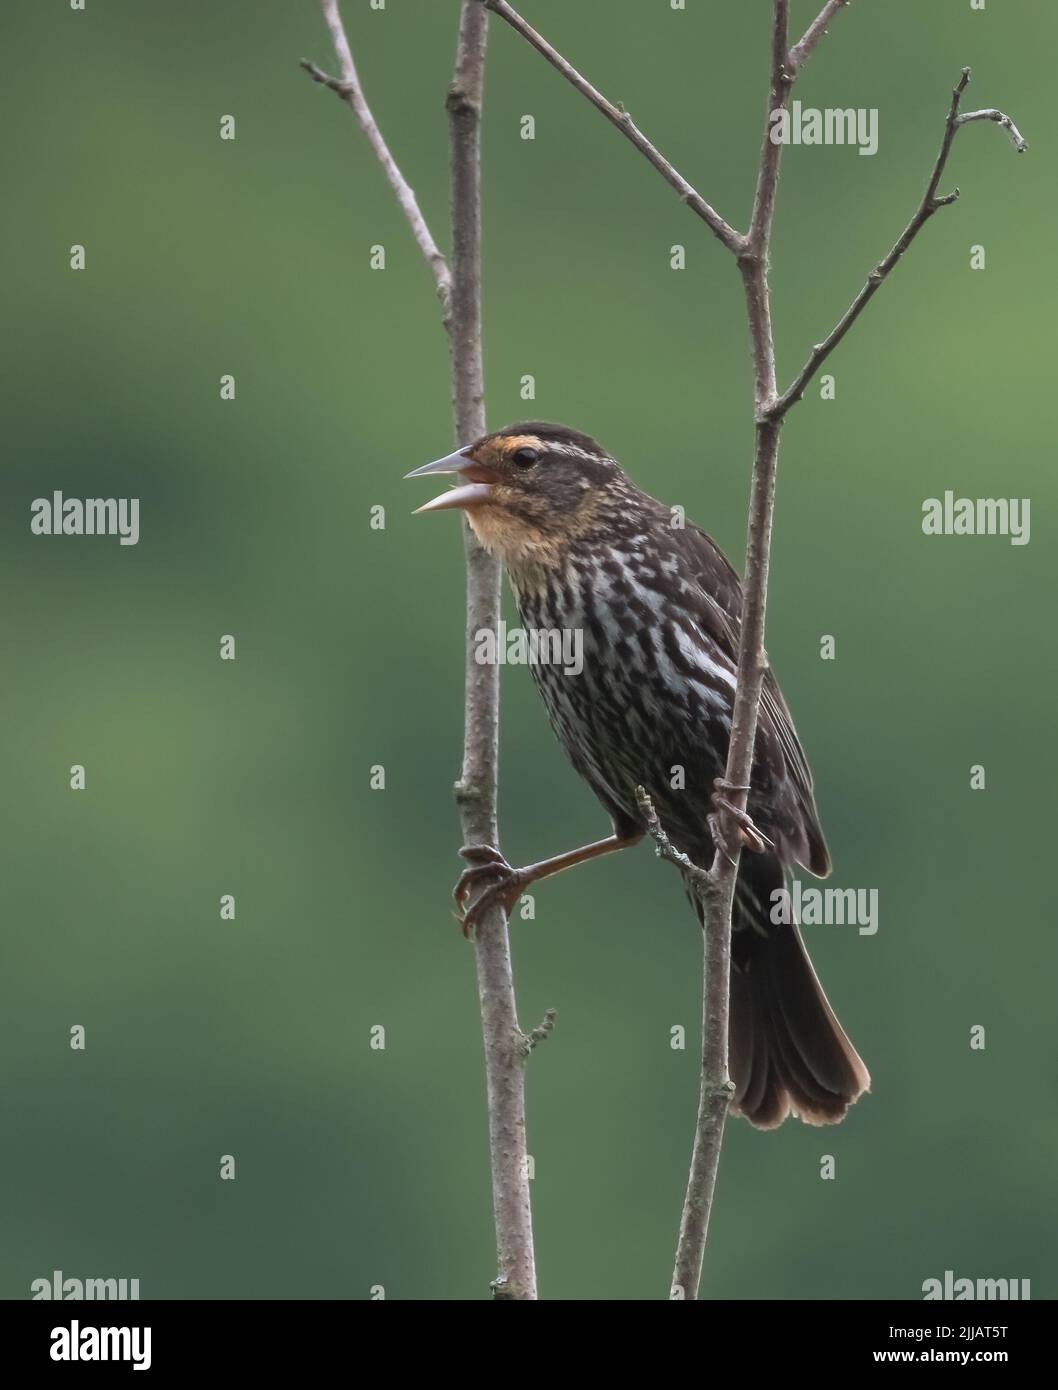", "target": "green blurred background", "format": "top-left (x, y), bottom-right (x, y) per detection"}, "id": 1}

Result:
top-left (2, 0), bottom-right (1053, 1300)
